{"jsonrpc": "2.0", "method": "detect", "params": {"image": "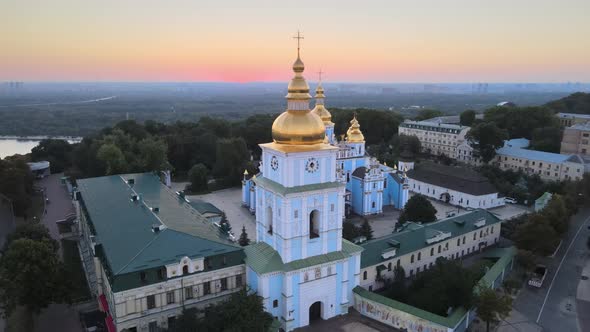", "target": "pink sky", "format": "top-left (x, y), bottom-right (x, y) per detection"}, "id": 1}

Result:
top-left (2, 0), bottom-right (589, 82)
